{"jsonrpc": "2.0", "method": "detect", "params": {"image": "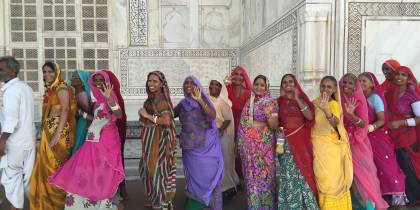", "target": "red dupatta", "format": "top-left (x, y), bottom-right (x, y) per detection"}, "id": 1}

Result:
top-left (387, 66), bottom-right (420, 178)
top-left (380, 59), bottom-right (400, 92)
top-left (102, 70), bottom-right (127, 144)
